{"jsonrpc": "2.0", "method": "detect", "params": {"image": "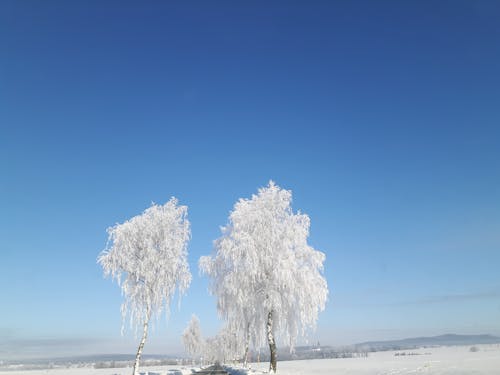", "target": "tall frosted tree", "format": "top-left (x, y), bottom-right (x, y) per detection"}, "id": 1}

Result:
top-left (200, 181), bottom-right (328, 372)
top-left (98, 198), bottom-right (191, 375)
